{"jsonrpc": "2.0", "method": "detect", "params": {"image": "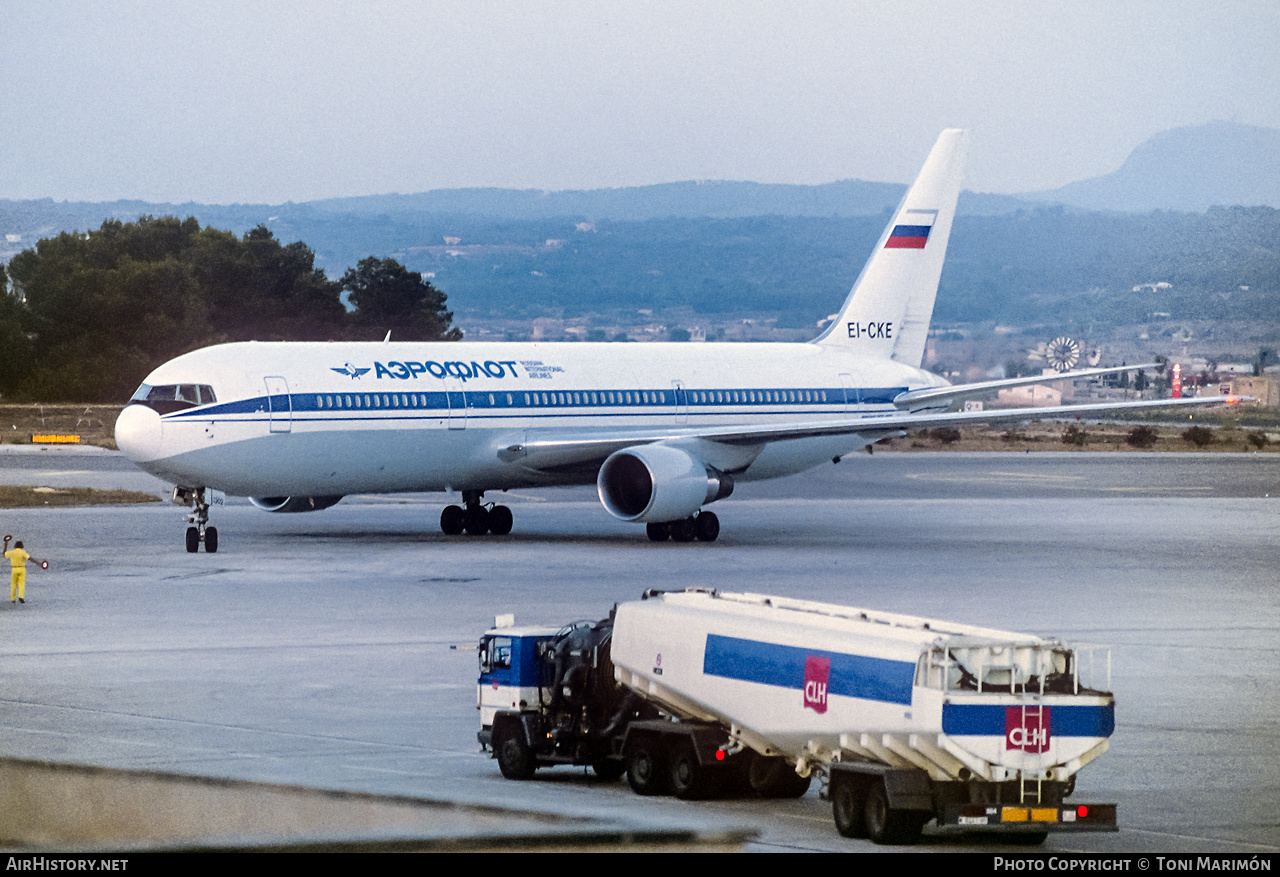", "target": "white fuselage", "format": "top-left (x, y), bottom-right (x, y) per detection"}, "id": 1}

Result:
top-left (115, 339), bottom-right (946, 499)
